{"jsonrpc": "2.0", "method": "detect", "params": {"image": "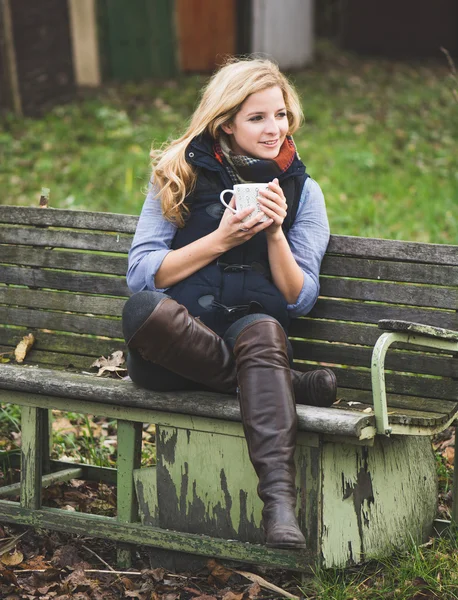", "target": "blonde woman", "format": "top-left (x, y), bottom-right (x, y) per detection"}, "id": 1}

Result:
top-left (122, 58), bottom-right (336, 549)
